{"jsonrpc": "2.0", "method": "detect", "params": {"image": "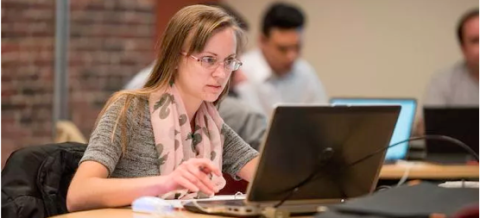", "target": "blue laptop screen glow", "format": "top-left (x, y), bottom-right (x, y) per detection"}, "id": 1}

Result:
top-left (330, 98), bottom-right (416, 161)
